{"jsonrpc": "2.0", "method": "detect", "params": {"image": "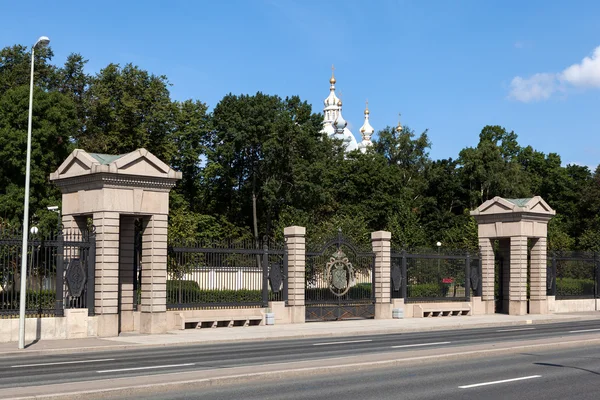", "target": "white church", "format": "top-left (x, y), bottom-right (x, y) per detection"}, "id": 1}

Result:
top-left (320, 67), bottom-right (376, 153)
